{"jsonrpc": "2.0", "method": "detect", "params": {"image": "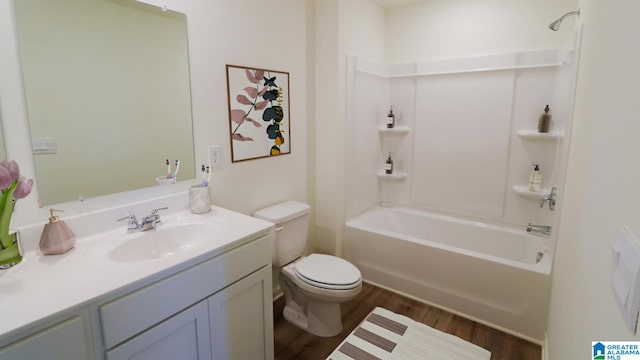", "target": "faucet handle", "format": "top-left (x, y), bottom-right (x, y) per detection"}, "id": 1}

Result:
top-left (151, 207), bottom-right (168, 215)
top-left (144, 207), bottom-right (168, 228)
top-left (117, 214), bottom-right (139, 230)
top-left (117, 214), bottom-right (136, 222)
top-left (540, 187), bottom-right (557, 211)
